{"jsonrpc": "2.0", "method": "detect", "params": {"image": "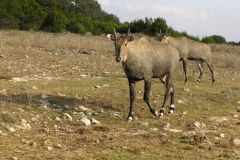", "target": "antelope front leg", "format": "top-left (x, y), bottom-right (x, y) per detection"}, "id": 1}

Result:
top-left (144, 80), bottom-right (158, 116)
top-left (127, 81), bottom-right (136, 121)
